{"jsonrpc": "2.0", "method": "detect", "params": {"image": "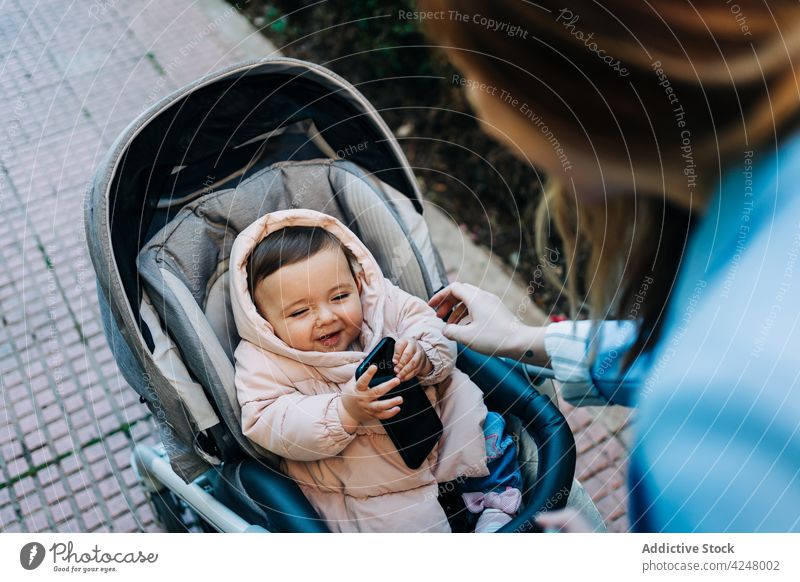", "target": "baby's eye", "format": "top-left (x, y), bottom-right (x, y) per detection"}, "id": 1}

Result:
top-left (289, 309), bottom-right (308, 318)
top-left (333, 293), bottom-right (349, 301)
